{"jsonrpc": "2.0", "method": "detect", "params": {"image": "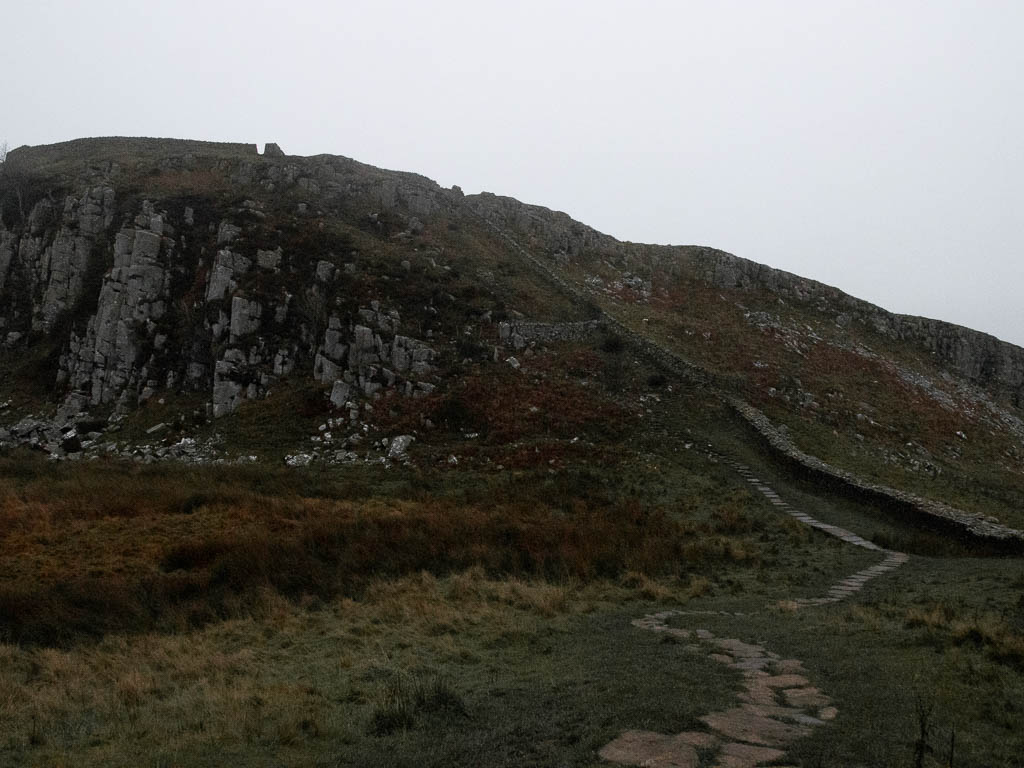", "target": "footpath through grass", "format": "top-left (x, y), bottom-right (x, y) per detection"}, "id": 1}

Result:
top-left (2, 437), bottom-right (1023, 767)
